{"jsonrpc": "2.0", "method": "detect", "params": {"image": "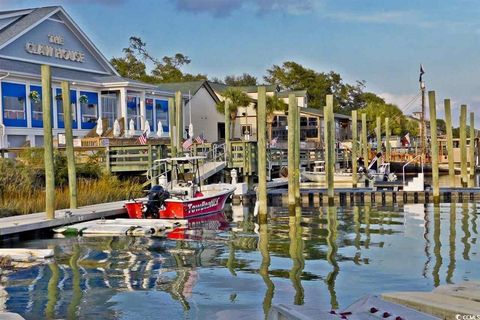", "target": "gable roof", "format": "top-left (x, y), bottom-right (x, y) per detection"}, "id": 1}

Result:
top-left (157, 80), bottom-right (220, 103)
top-left (0, 6), bottom-right (119, 76)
